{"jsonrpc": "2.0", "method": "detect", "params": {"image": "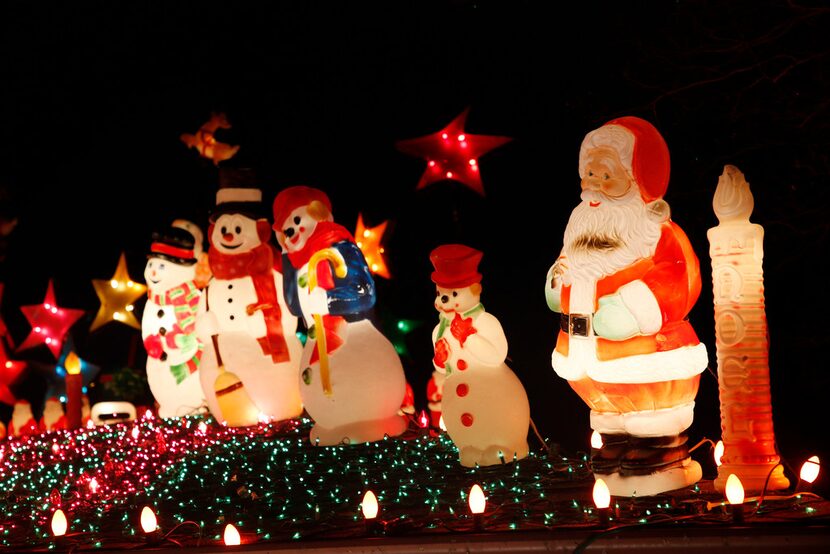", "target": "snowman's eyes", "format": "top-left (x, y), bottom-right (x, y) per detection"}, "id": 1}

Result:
top-left (235, 226), bottom-right (241, 234)
top-left (159, 263), bottom-right (165, 270)
top-left (452, 291), bottom-right (458, 297)
top-left (588, 170), bottom-right (594, 177)
top-left (294, 216), bottom-right (301, 225)
top-left (604, 173), bottom-right (609, 180)
top-left (221, 226), bottom-right (228, 235)
top-left (148, 261), bottom-right (153, 268)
